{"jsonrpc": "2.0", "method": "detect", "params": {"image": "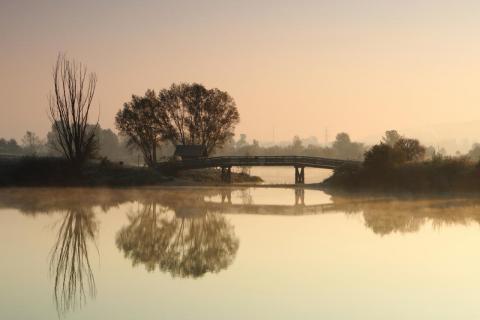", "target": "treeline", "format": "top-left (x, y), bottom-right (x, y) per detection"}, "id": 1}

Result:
top-left (0, 126), bottom-right (151, 165)
top-left (25, 54), bottom-right (236, 170)
top-left (325, 130), bottom-right (480, 193)
top-left (1, 128), bottom-right (368, 163)
top-left (216, 132), bottom-right (366, 160)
